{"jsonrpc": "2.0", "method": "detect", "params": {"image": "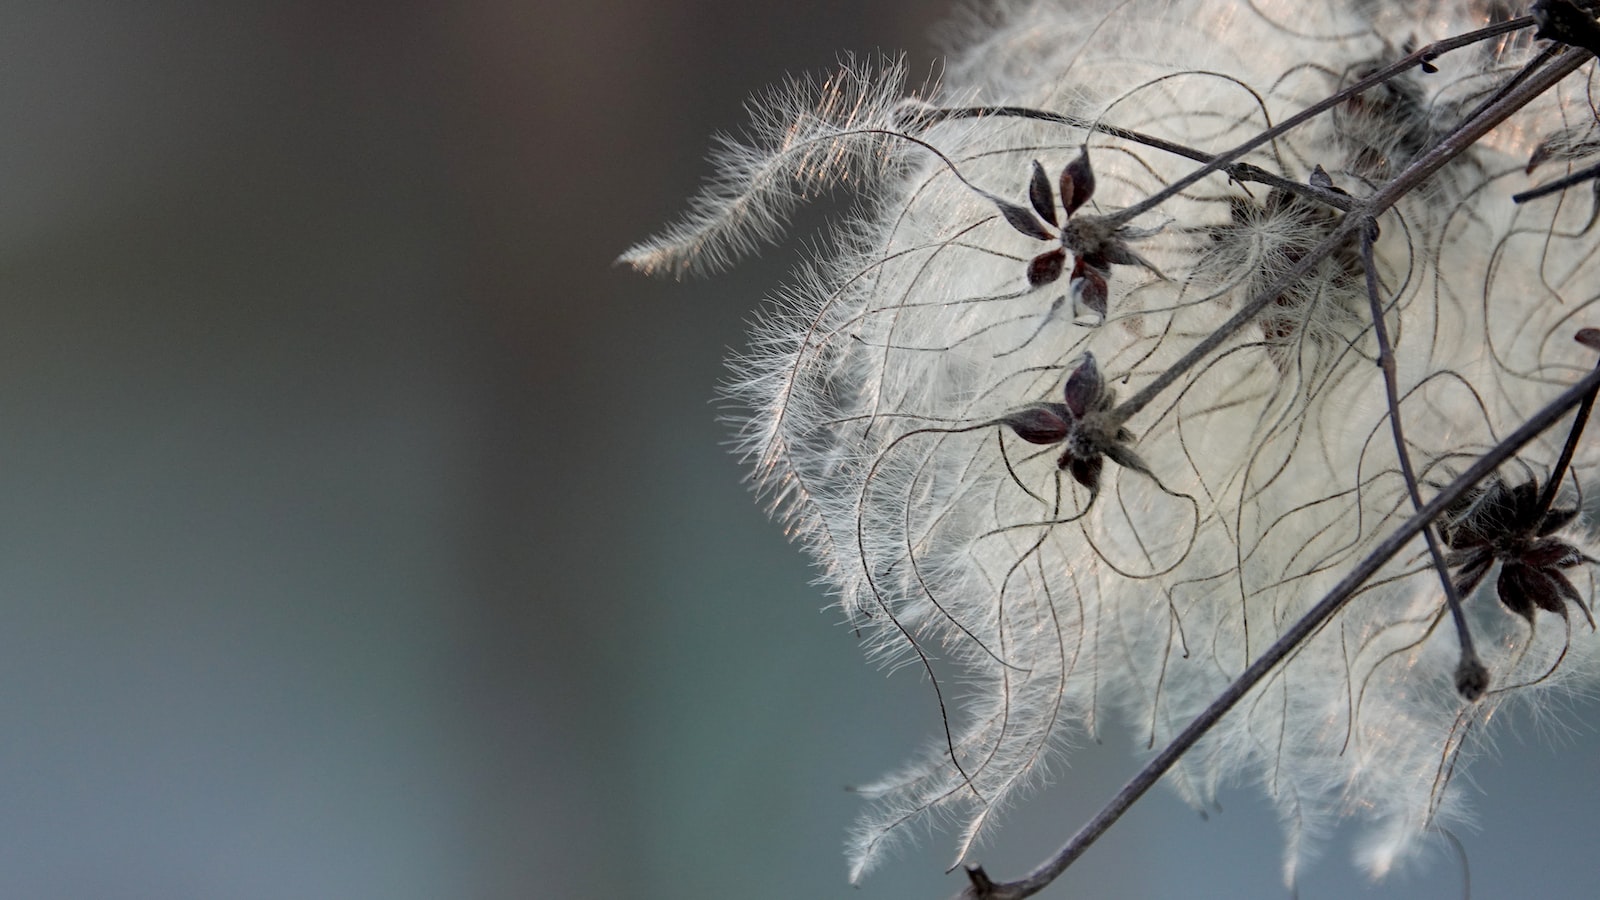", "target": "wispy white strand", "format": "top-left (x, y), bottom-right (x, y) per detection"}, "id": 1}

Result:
top-left (618, 57), bottom-right (917, 278)
top-left (626, 0), bottom-right (1600, 889)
